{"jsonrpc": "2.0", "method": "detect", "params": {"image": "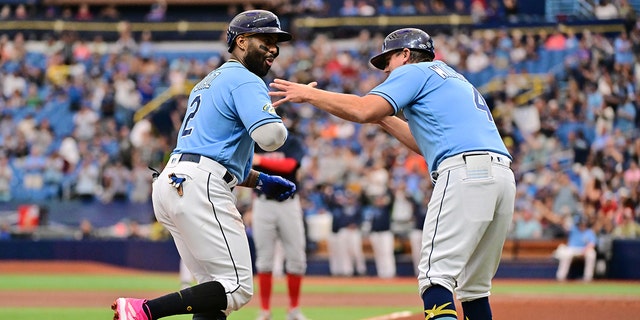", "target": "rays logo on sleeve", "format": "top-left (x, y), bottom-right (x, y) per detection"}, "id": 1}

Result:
top-left (262, 103), bottom-right (277, 115)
